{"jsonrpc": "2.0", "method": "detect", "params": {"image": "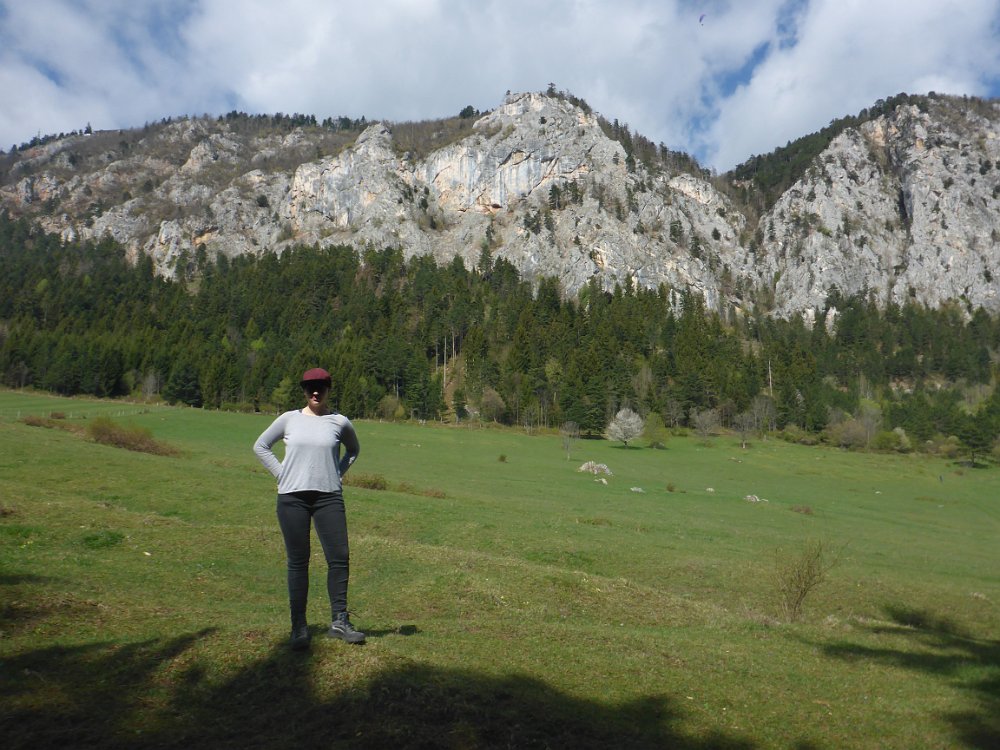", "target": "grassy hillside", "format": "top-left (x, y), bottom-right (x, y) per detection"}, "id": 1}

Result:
top-left (1, 389), bottom-right (998, 748)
